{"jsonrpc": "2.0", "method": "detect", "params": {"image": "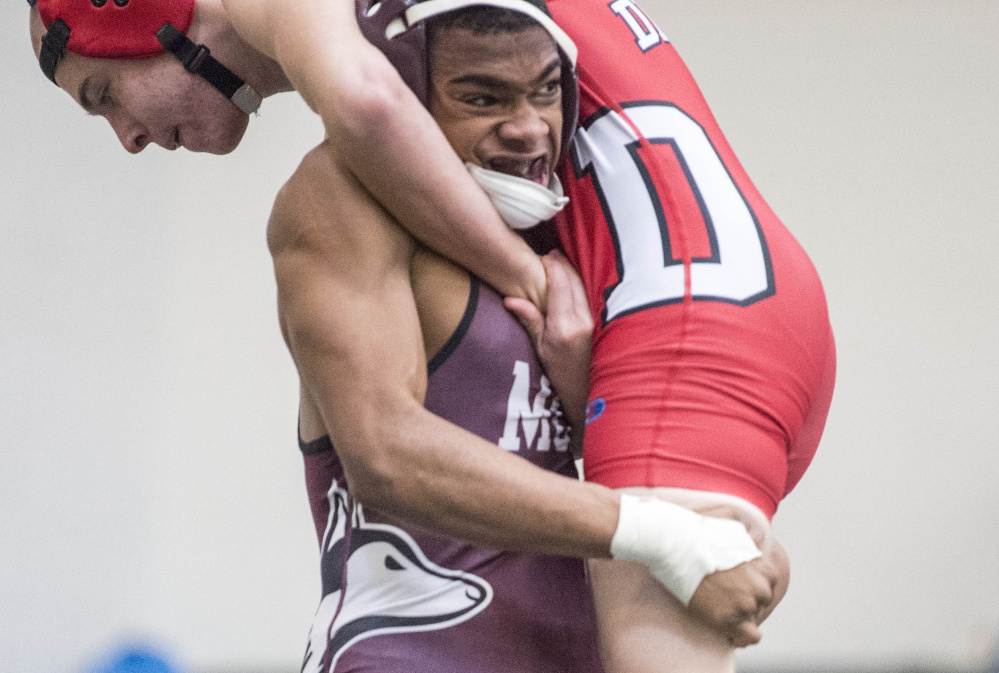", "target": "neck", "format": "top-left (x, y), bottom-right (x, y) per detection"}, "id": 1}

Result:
top-left (188, 0), bottom-right (293, 99)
